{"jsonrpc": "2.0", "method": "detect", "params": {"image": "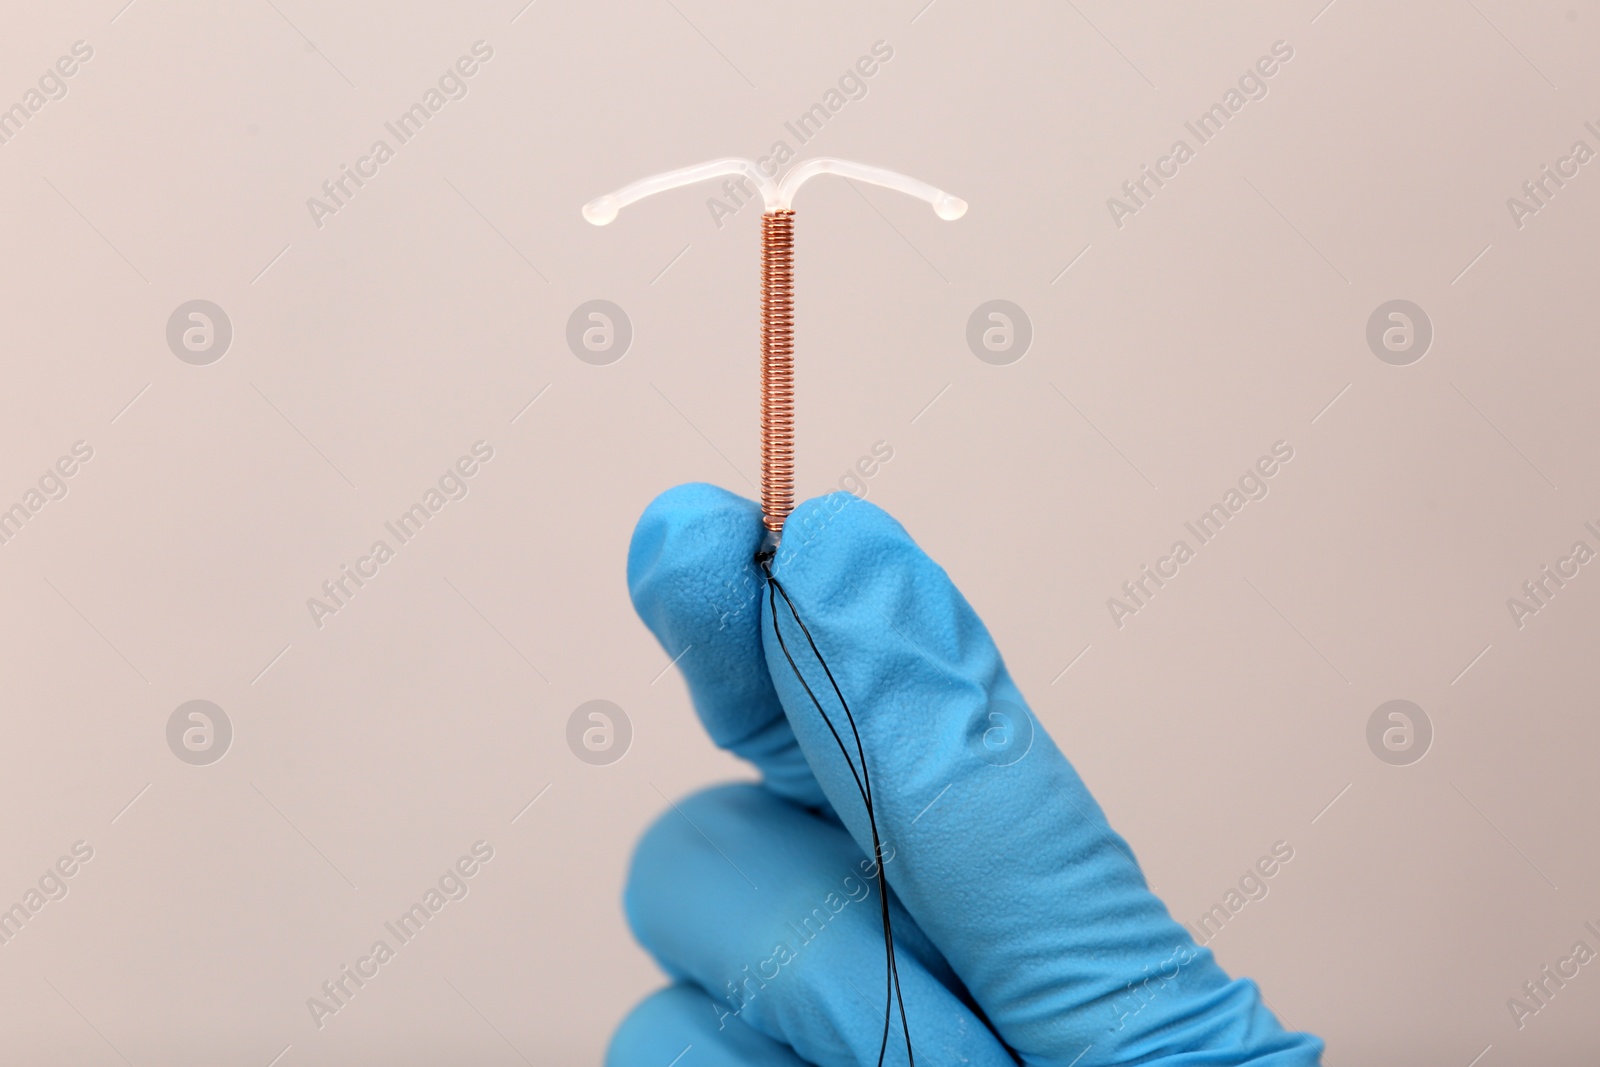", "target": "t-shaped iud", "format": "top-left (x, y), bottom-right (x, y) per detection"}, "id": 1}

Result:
top-left (584, 158), bottom-right (967, 543)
